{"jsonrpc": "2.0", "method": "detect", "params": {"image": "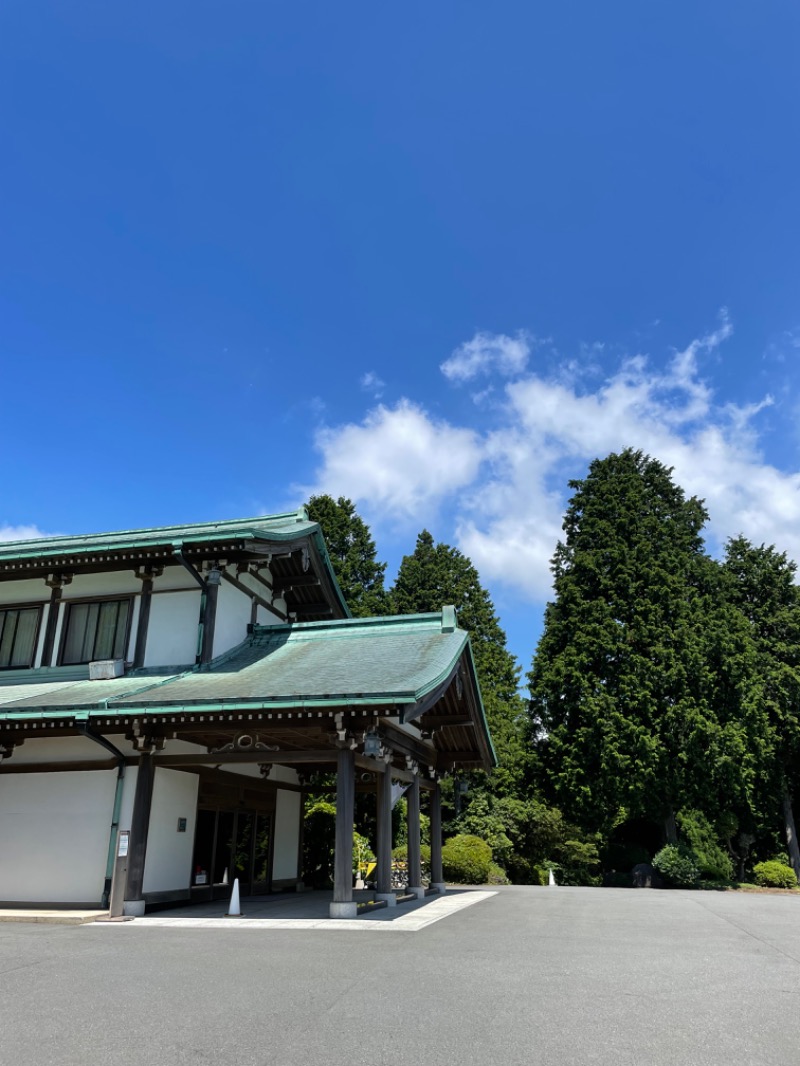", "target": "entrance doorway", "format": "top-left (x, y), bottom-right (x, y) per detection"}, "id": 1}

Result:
top-left (191, 808), bottom-right (273, 900)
